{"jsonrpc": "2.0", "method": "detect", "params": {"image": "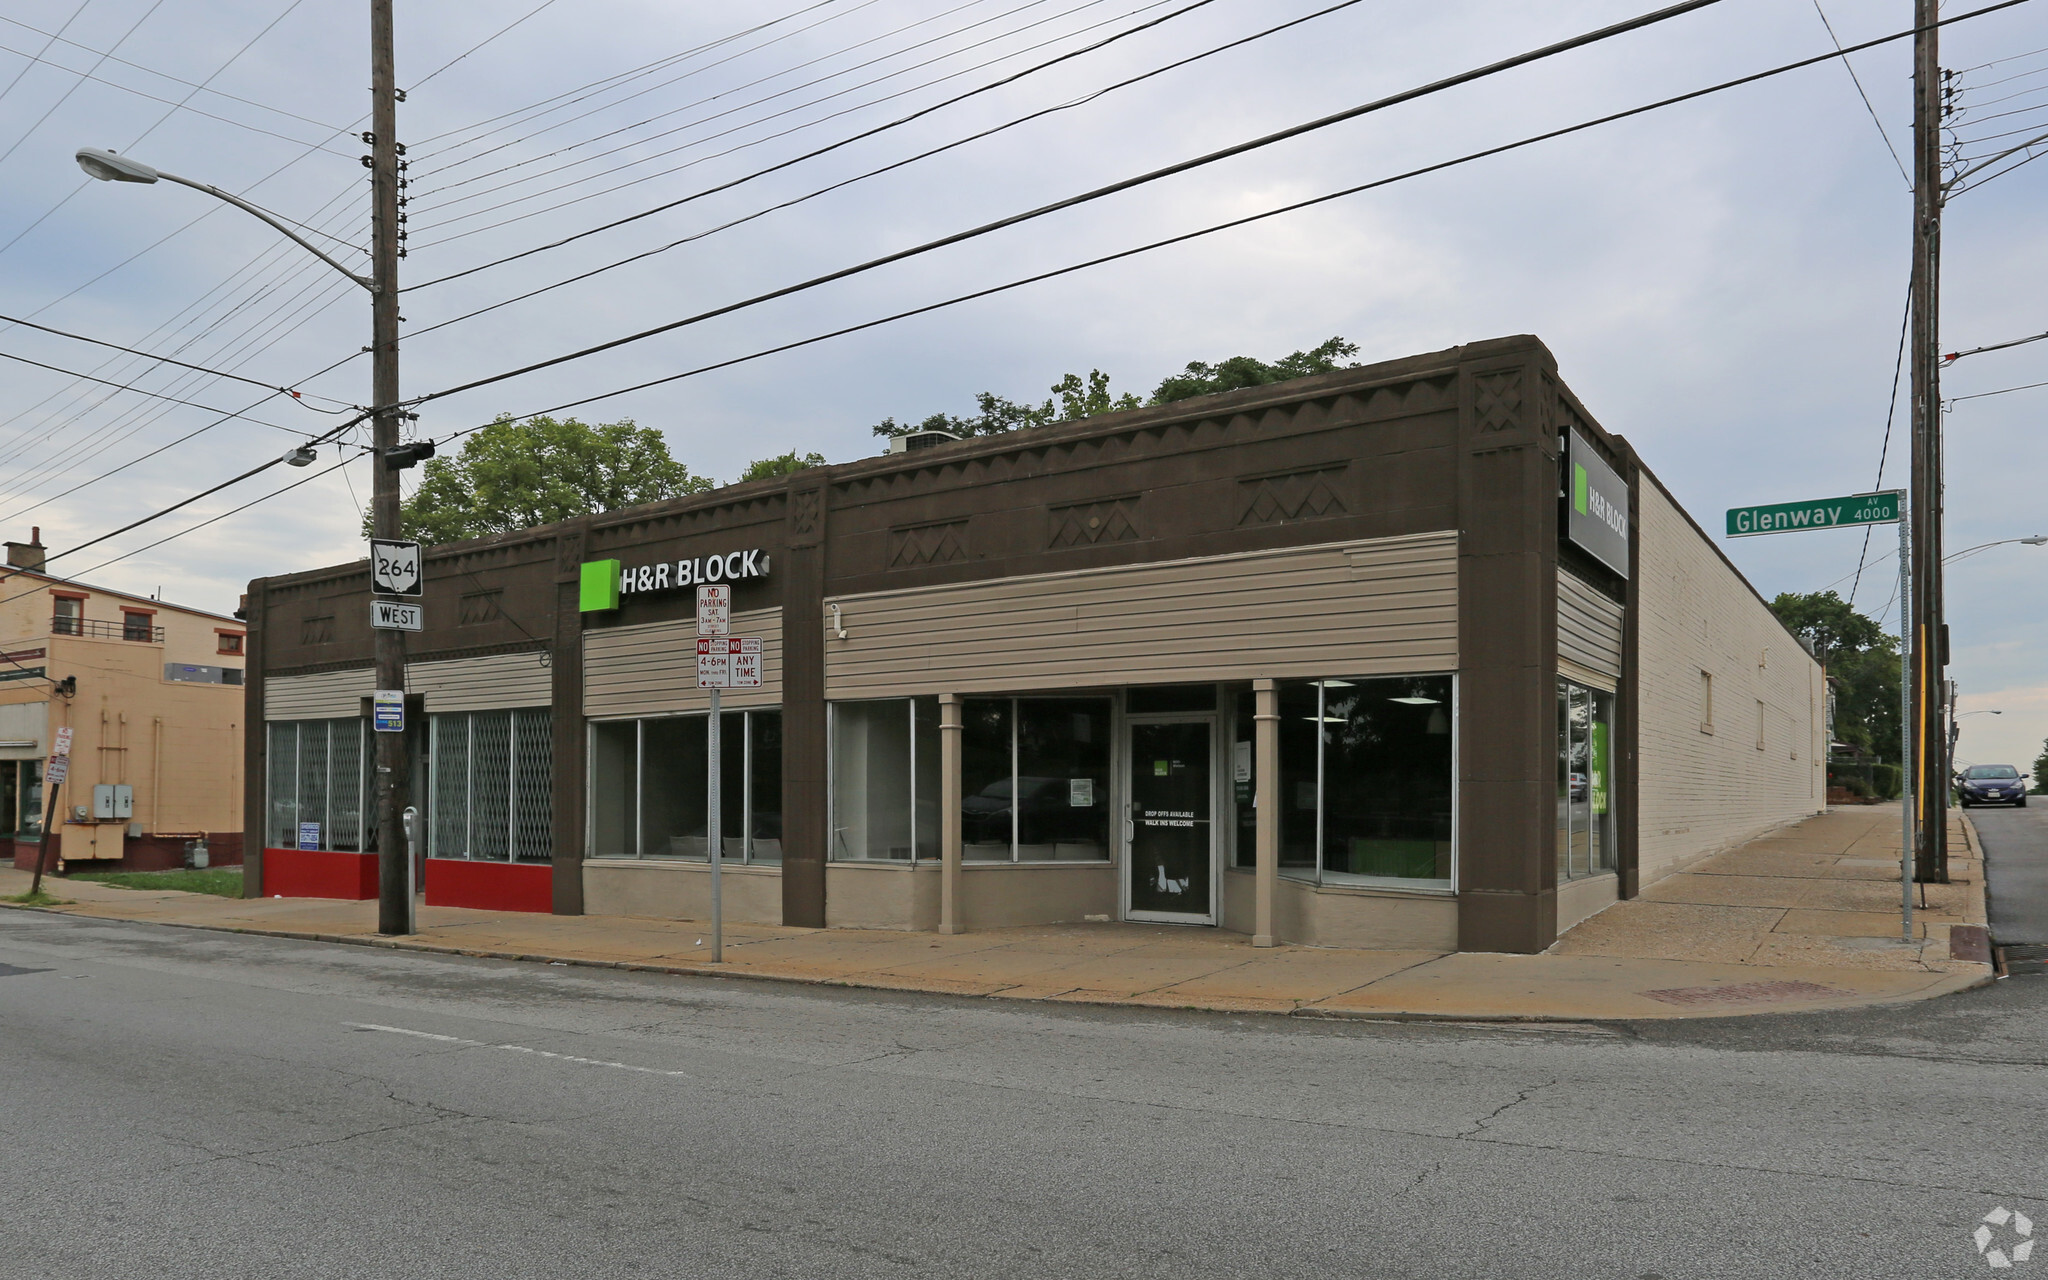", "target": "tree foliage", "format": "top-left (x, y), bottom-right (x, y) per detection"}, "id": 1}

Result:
top-left (738, 450), bottom-right (827, 483)
top-left (871, 339), bottom-right (1359, 439)
top-left (1769, 590), bottom-right (1900, 762)
top-left (2033, 738), bottom-right (2047, 794)
top-left (379, 415), bottom-right (713, 544)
